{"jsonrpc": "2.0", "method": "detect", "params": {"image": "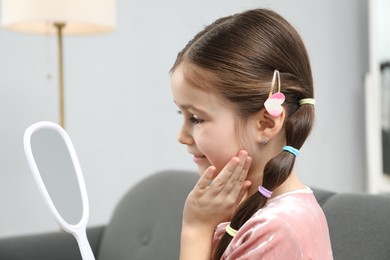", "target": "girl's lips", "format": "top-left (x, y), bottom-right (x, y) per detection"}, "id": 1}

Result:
top-left (193, 154), bottom-right (206, 163)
